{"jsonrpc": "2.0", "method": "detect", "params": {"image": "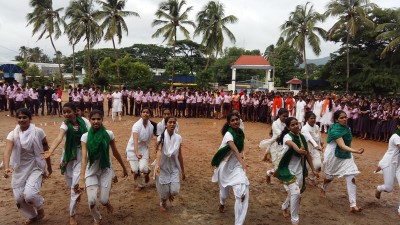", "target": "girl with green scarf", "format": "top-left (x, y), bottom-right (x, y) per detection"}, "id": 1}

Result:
top-left (375, 119), bottom-right (400, 216)
top-left (275, 117), bottom-right (318, 225)
top-left (77, 110), bottom-right (128, 225)
top-left (211, 113), bottom-right (249, 225)
top-left (321, 110), bottom-right (364, 213)
top-left (43, 102), bottom-right (91, 225)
